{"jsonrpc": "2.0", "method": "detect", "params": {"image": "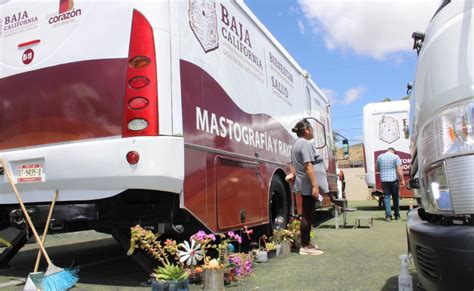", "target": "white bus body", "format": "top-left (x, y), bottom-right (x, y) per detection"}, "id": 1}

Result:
top-left (407, 1), bottom-right (474, 289)
top-left (0, 0), bottom-right (339, 268)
